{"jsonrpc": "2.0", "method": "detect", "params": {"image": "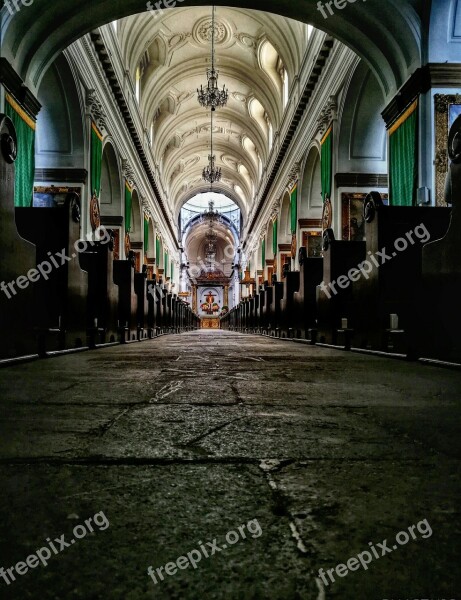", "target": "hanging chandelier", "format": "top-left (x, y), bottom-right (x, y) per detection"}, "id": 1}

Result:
top-left (197, 6), bottom-right (228, 111)
top-left (202, 108), bottom-right (222, 184)
top-left (203, 199), bottom-right (219, 223)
